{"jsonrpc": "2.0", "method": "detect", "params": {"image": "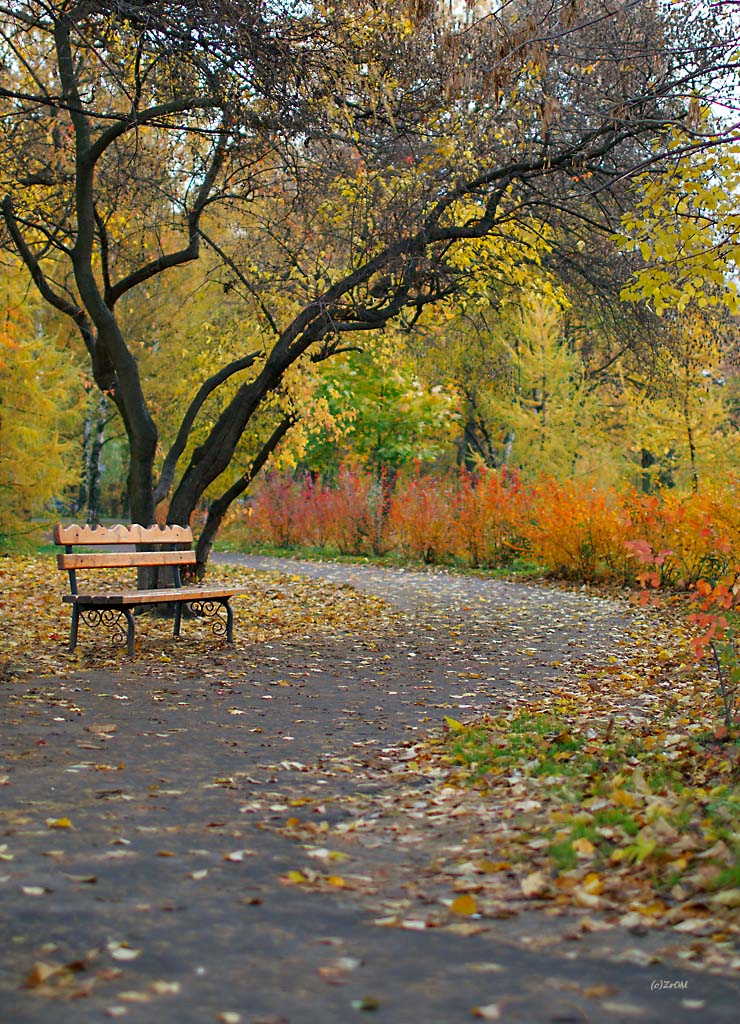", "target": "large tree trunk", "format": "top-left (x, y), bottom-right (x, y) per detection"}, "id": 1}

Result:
top-left (167, 352), bottom-right (294, 528)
